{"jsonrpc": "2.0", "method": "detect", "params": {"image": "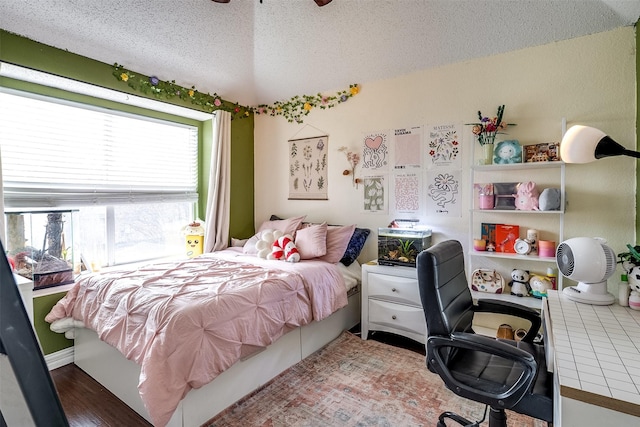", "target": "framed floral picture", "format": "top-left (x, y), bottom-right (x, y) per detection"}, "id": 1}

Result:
top-left (288, 136), bottom-right (328, 200)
